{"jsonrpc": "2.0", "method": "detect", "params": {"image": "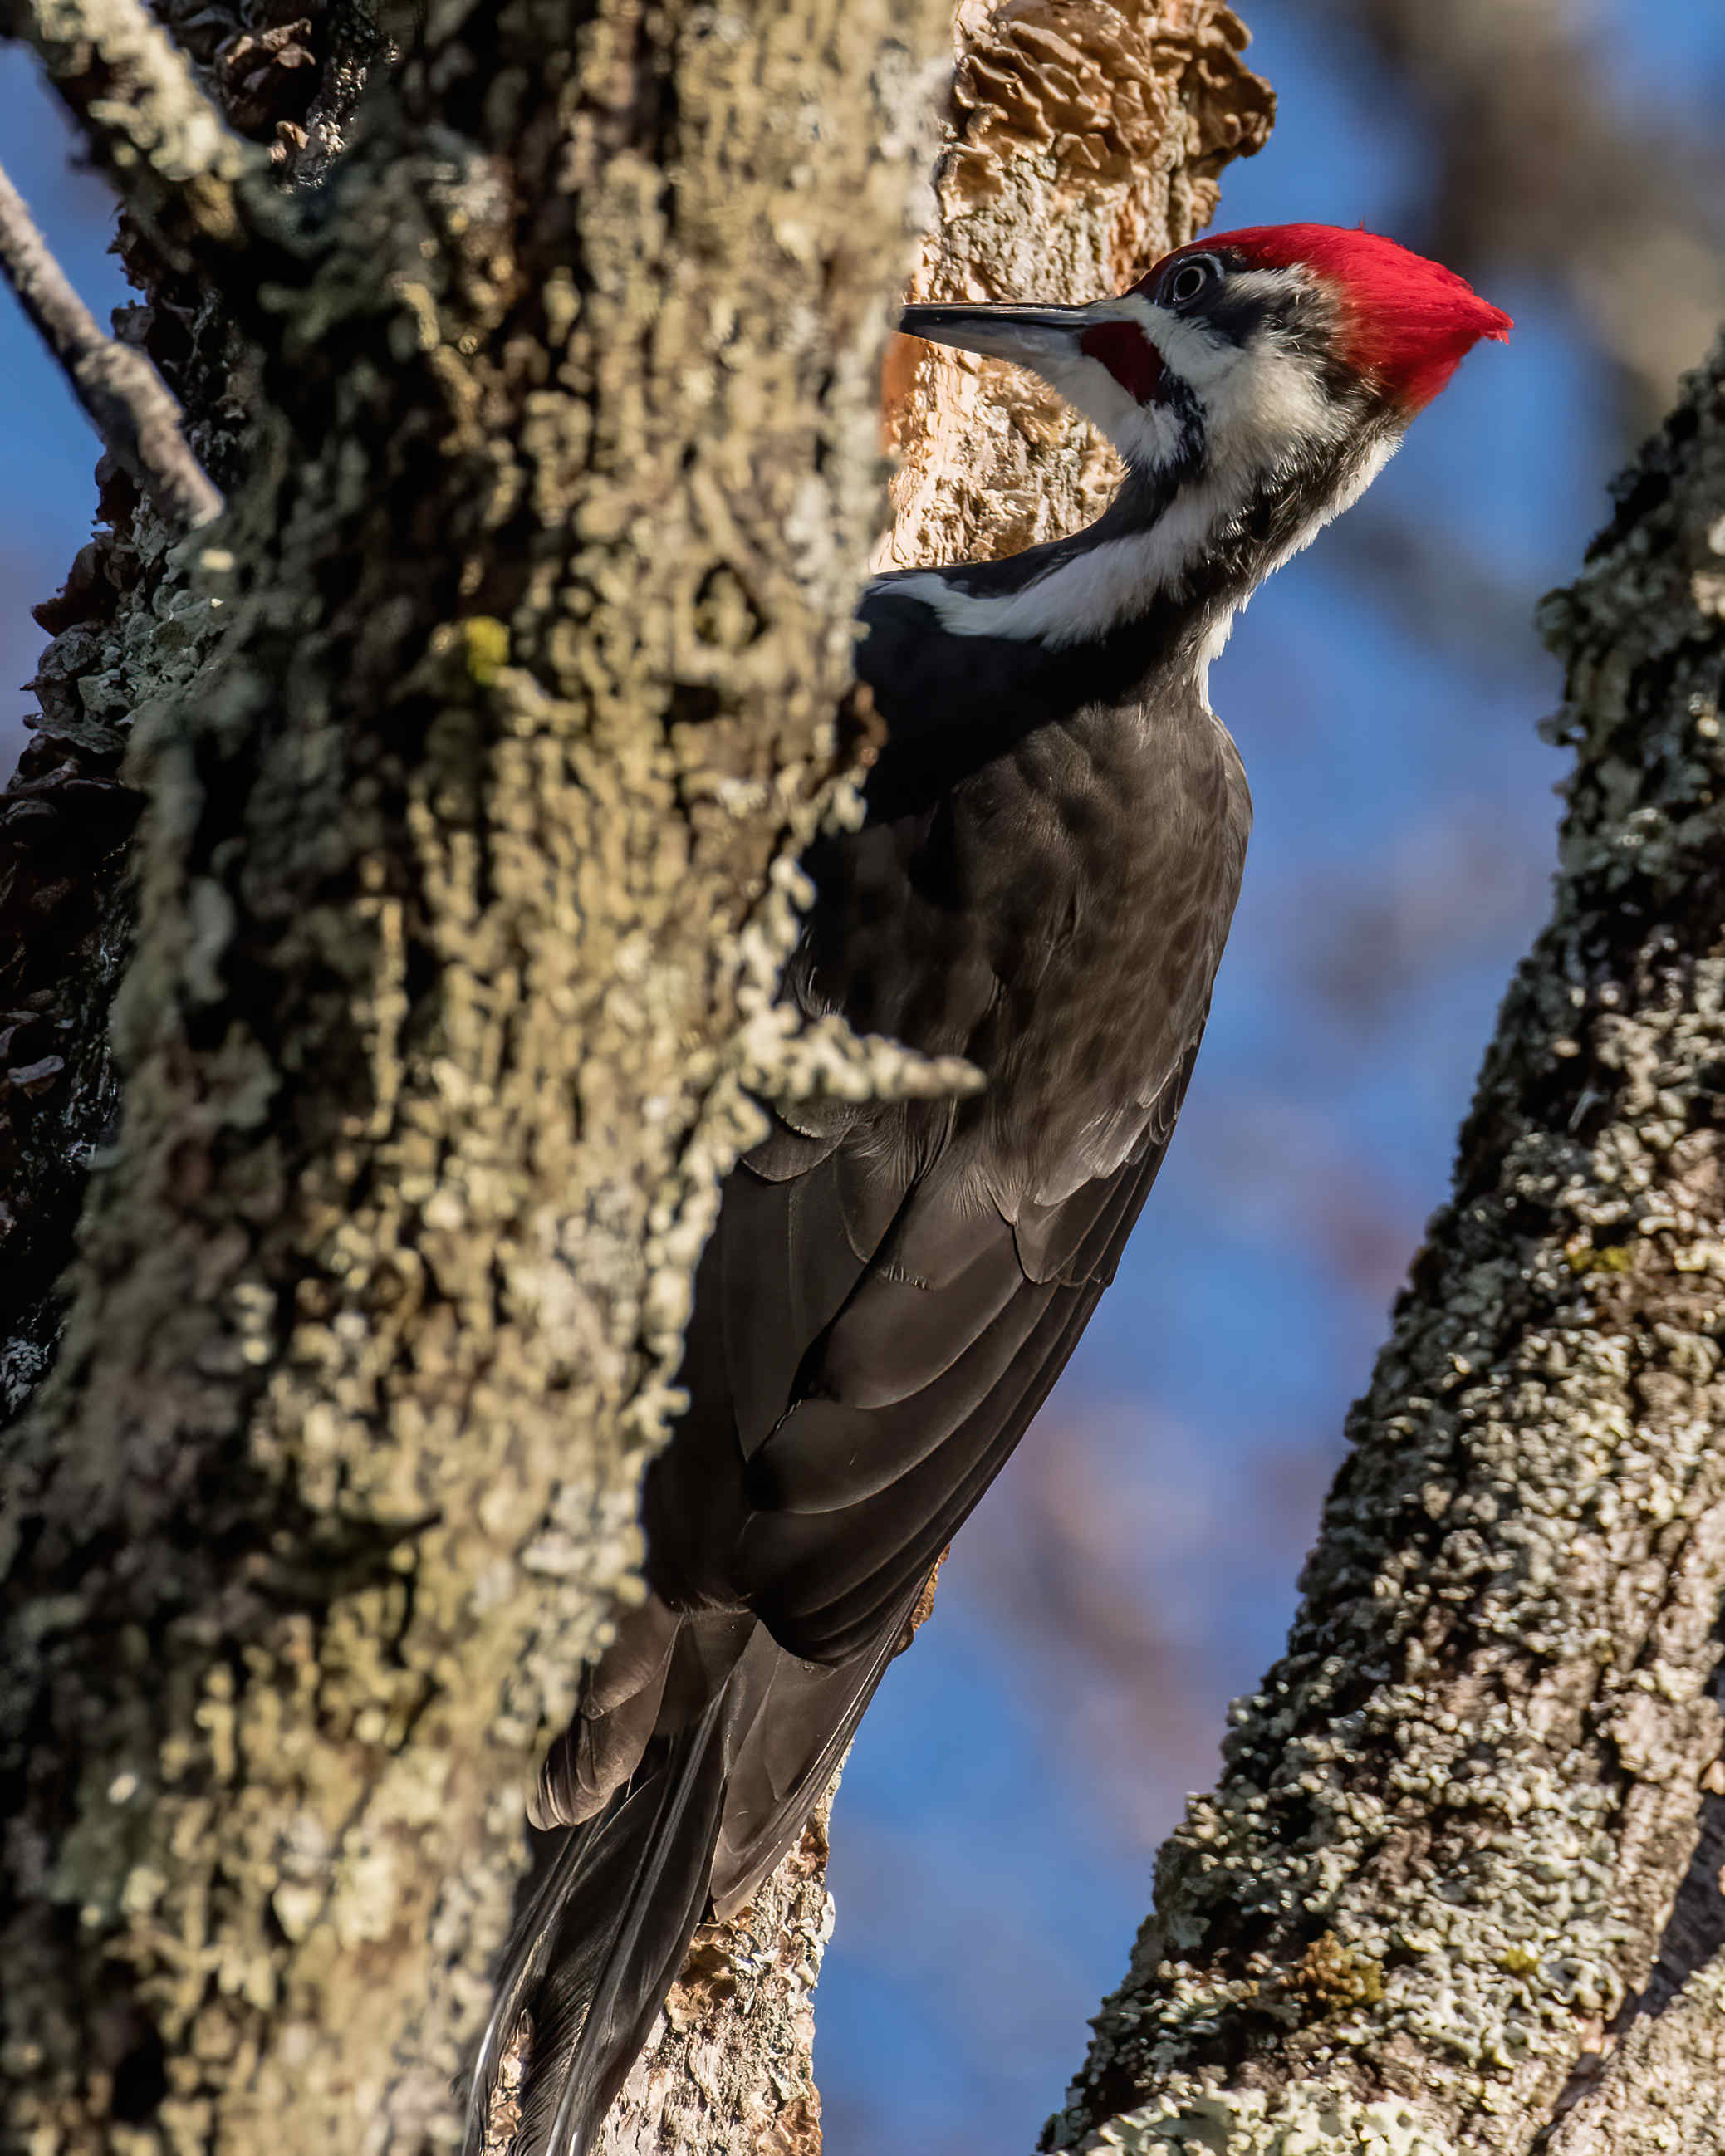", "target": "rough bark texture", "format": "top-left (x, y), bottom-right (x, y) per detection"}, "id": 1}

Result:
top-left (1545, 1948), bottom-right (1725, 2156)
top-left (2, 0), bottom-right (958, 2144)
top-left (595, 7), bottom-right (1272, 2142)
top-left (595, 1807), bottom-right (837, 2156)
top-left (1047, 336), bottom-right (1725, 2154)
